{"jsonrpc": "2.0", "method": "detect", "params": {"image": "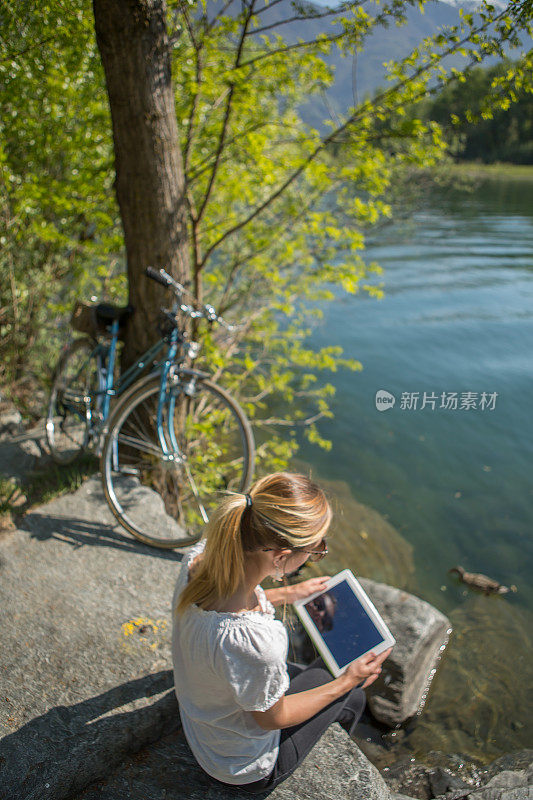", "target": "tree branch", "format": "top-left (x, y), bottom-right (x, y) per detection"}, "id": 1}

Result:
top-left (195, 0), bottom-right (256, 228)
top-left (187, 118), bottom-right (307, 185)
top-left (245, 2), bottom-right (363, 37)
top-left (206, 0), bottom-right (237, 34)
top-left (238, 28), bottom-right (349, 70)
top-left (247, 0), bottom-right (286, 19)
top-left (199, 5), bottom-right (511, 268)
top-left (180, 5), bottom-right (203, 177)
